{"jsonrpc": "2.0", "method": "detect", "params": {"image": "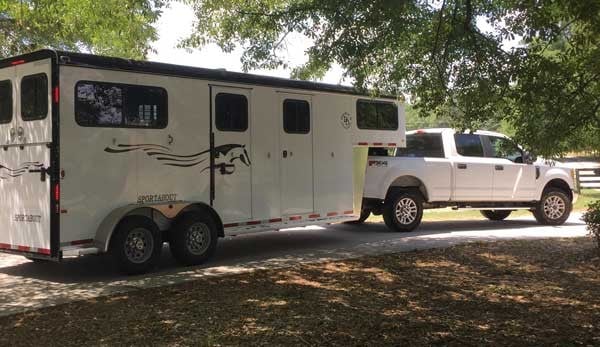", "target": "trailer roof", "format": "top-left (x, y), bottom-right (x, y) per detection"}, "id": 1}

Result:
top-left (0, 49), bottom-right (397, 99)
